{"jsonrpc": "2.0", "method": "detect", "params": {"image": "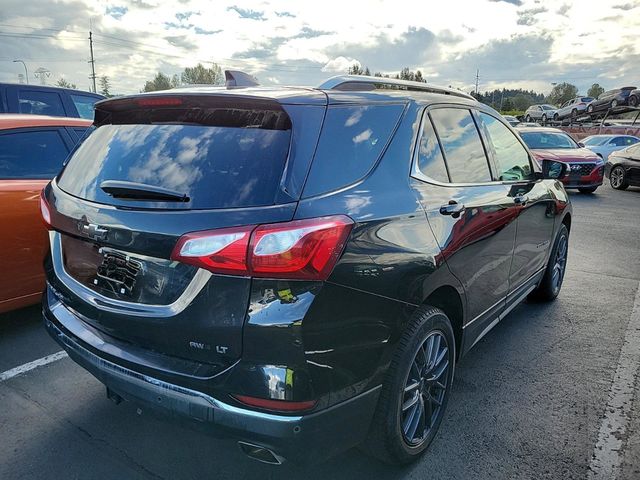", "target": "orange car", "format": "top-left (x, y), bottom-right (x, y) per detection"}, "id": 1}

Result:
top-left (0, 114), bottom-right (92, 313)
